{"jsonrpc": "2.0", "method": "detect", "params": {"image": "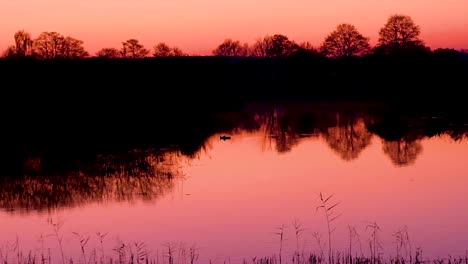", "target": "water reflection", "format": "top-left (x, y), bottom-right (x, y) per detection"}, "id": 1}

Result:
top-left (382, 139), bottom-right (423, 166)
top-left (256, 108), bottom-right (305, 153)
top-left (0, 150), bottom-right (182, 214)
top-left (0, 102), bottom-right (467, 214)
top-left (252, 104), bottom-right (468, 165)
top-left (323, 117), bottom-right (372, 161)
